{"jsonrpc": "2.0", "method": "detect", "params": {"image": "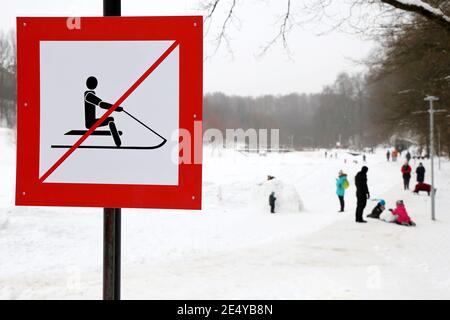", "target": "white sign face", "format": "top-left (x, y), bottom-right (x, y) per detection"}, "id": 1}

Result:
top-left (39, 41), bottom-right (179, 185)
